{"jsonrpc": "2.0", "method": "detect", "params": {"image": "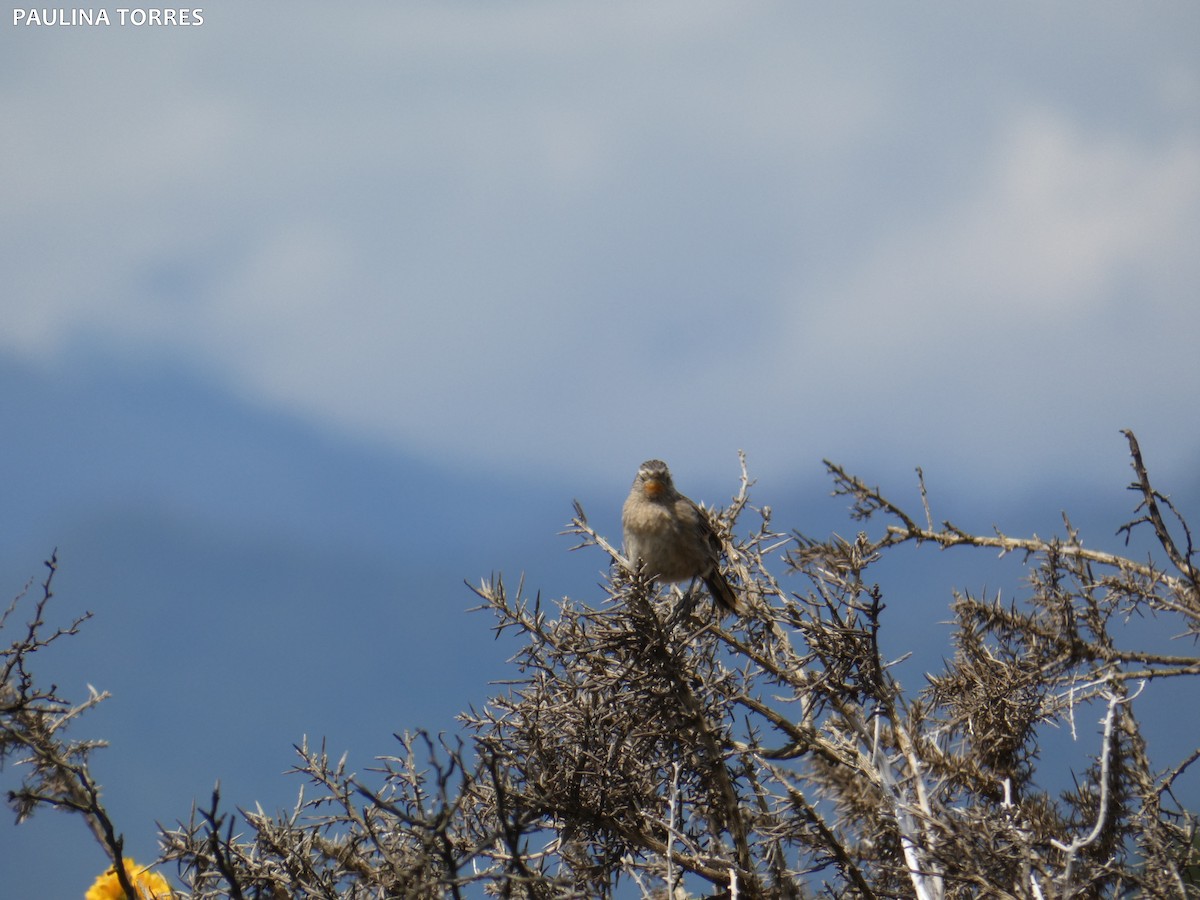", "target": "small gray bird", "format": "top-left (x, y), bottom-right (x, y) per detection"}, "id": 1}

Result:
top-left (621, 459), bottom-right (740, 615)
